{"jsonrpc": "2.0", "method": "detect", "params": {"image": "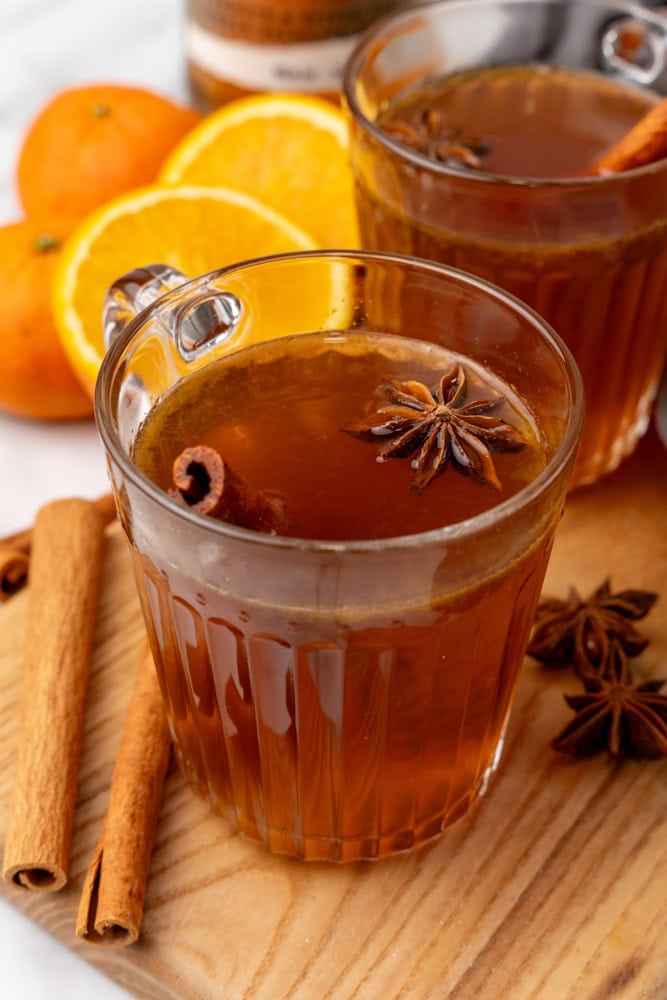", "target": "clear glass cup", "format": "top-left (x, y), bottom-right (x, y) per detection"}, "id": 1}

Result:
top-left (95, 251), bottom-right (583, 861)
top-left (343, 0), bottom-right (667, 488)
